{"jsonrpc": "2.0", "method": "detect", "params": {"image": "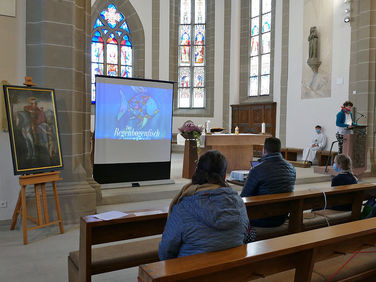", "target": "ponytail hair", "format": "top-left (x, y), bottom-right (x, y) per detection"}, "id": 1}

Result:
top-left (192, 150), bottom-right (228, 187)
